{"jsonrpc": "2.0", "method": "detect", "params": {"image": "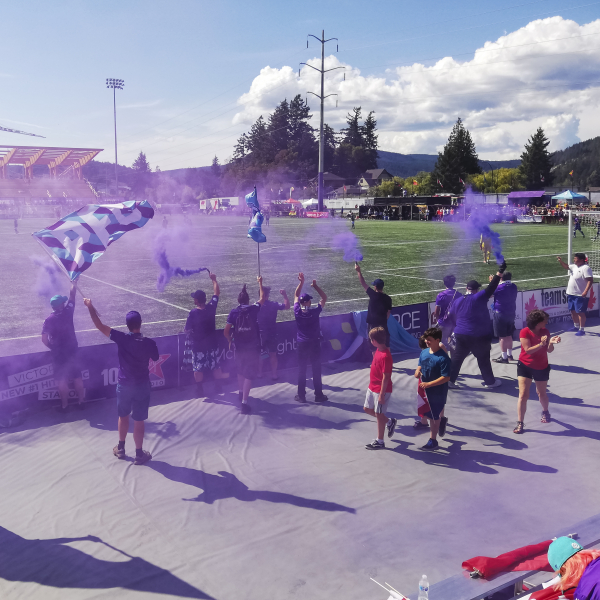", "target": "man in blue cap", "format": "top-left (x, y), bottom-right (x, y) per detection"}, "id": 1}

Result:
top-left (293, 273), bottom-right (328, 403)
top-left (355, 264), bottom-right (392, 350)
top-left (41, 284), bottom-right (85, 412)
